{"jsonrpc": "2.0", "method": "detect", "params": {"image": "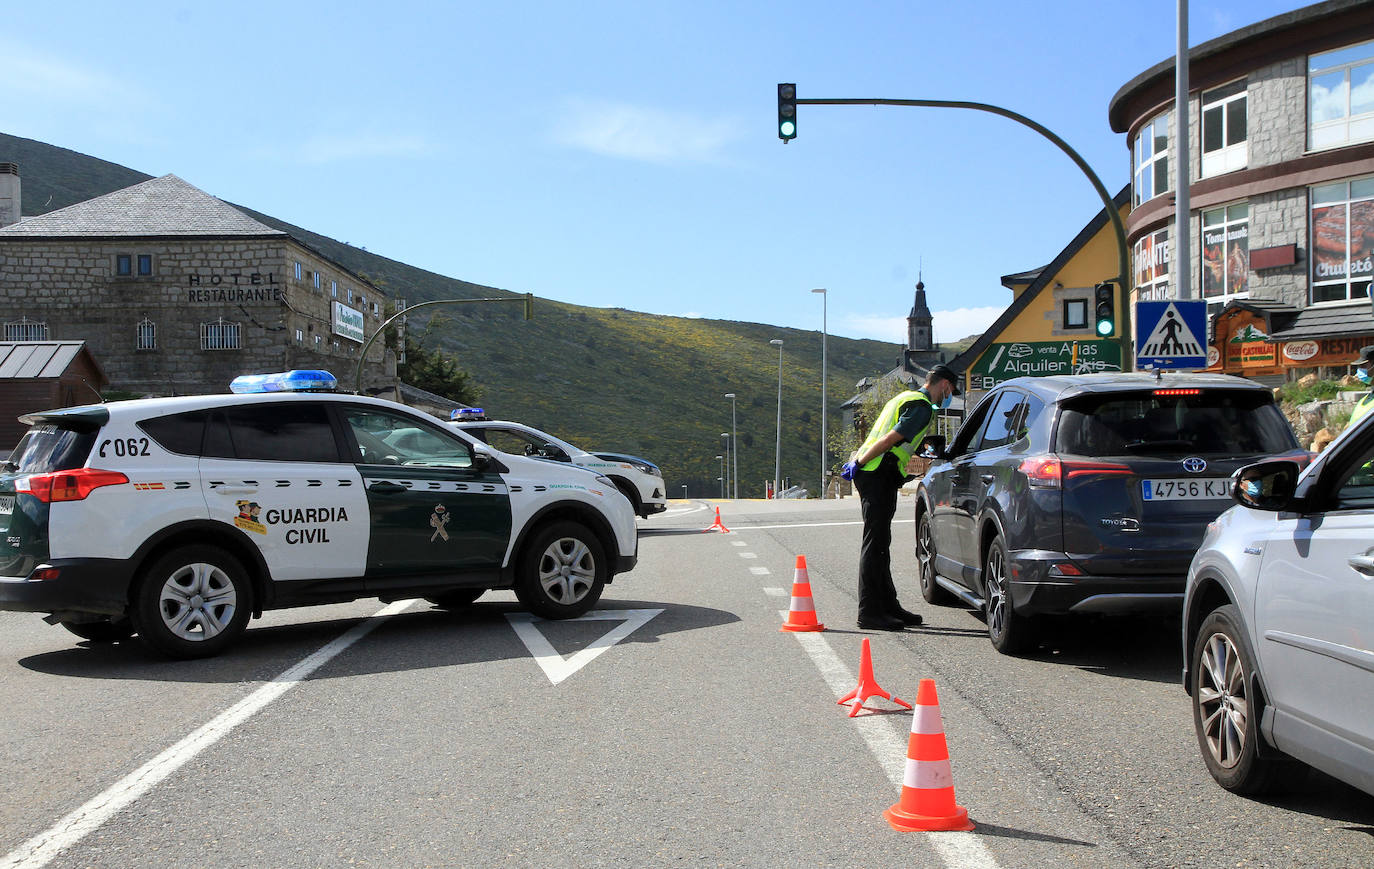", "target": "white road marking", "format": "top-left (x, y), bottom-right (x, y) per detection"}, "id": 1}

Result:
top-left (763, 587), bottom-right (787, 597)
top-left (0, 599), bottom-right (417, 869)
top-left (733, 519), bottom-right (914, 531)
top-left (507, 609), bottom-right (663, 685)
top-left (749, 566), bottom-right (771, 575)
top-left (739, 551), bottom-right (758, 559)
top-left (730, 540), bottom-right (748, 547)
top-left (782, 614), bottom-right (1001, 869)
